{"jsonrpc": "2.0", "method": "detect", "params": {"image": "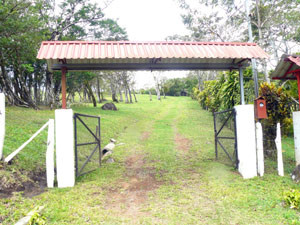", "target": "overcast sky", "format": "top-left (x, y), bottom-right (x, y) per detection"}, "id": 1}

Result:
top-left (104, 0), bottom-right (190, 89)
